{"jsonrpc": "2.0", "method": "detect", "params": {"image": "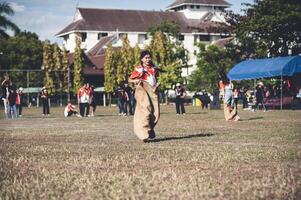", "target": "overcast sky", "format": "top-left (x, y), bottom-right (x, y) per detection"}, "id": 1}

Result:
top-left (7, 0), bottom-right (254, 44)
